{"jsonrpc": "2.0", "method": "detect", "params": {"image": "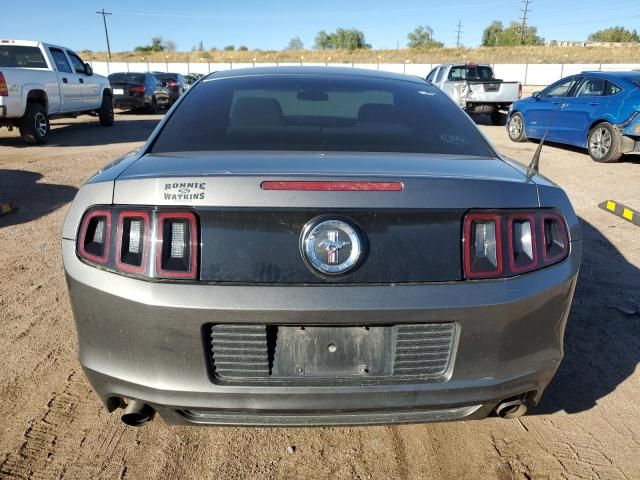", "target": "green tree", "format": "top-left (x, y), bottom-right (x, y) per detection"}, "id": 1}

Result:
top-left (134, 36), bottom-right (169, 53)
top-left (588, 26), bottom-right (640, 42)
top-left (480, 21), bottom-right (543, 46)
top-left (482, 21), bottom-right (504, 47)
top-left (314, 31), bottom-right (332, 49)
top-left (285, 36), bottom-right (304, 51)
top-left (223, 45), bottom-right (235, 51)
top-left (407, 25), bottom-right (444, 49)
top-left (238, 45), bottom-right (249, 51)
top-left (313, 28), bottom-right (371, 50)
